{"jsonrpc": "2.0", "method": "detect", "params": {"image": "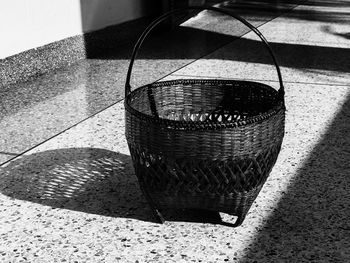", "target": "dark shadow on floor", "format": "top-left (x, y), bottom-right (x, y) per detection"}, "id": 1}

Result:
top-left (86, 27), bottom-right (350, 79)
top-left (220, 0), bottom-right (350, 23)
top-left (79, 0), bottom-right (348, 60)
top-left (80, 0), bottom-right (304, 59)
top-left (1, 26), bottom-right (348, 125)
top-left (207, 37), bottom-right (350, 73)
top-left (2, 0), bottom-right (349, 174)
top-left (217, 0), bottom-right (305, 15)
top-left (0, 148), bottom-right (228, 225)
top-left (240, 93), bottom-right (350, 261)
top-left (2, 25), bottom-right (349, 168)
